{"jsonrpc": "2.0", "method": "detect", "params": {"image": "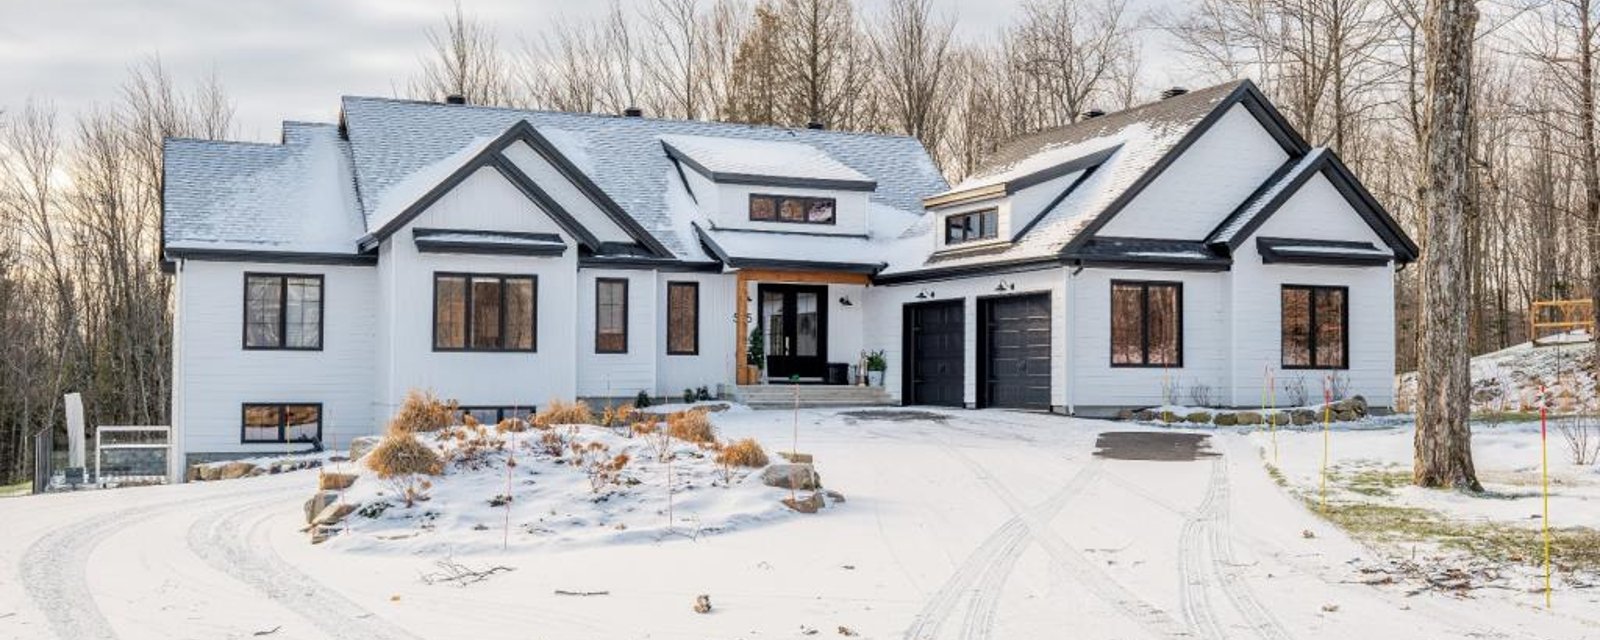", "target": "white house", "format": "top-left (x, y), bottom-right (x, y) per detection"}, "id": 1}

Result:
top-left (161, 80), bottom-right (1417, 475)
